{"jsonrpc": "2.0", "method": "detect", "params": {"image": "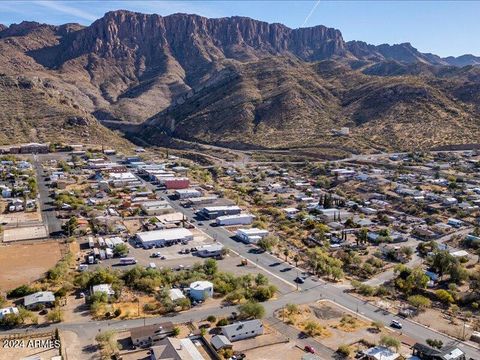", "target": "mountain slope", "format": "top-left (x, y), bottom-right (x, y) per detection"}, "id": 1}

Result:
top-left (0, 74), bottom-right (130, 148)
top-left (1, 10), bottom-right (480, 151)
